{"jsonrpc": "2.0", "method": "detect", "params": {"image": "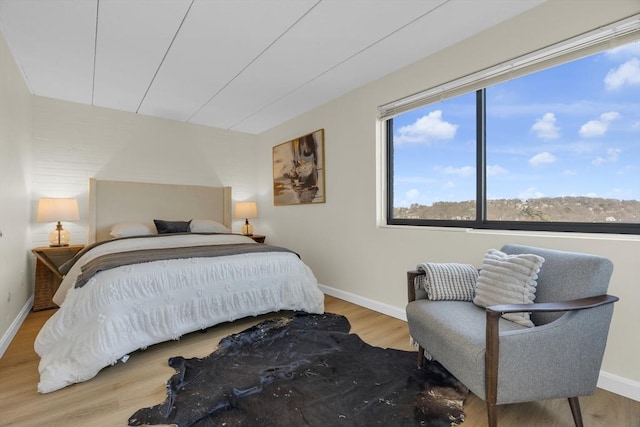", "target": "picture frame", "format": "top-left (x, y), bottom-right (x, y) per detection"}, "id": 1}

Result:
top-left (273, 129), bottom-right (325, 206)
